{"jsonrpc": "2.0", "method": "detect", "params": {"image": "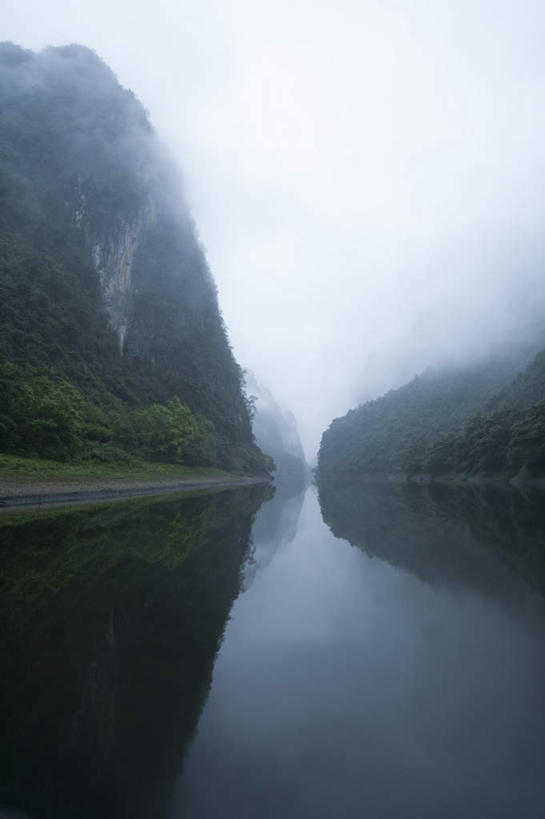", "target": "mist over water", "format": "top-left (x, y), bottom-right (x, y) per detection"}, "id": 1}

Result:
top-left (171, 484), bottom-right (545, 819)
top-left (5, 1), bottom-right (545, 454)
top-left (2, 482), bottom-right (545, 817)
top-left (3, 5), bottom-right (545, 816)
